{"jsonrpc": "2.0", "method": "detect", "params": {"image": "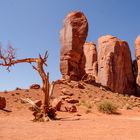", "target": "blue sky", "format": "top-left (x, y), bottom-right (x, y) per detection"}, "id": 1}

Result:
top-left (0, 0), bottom-right (140, 91)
